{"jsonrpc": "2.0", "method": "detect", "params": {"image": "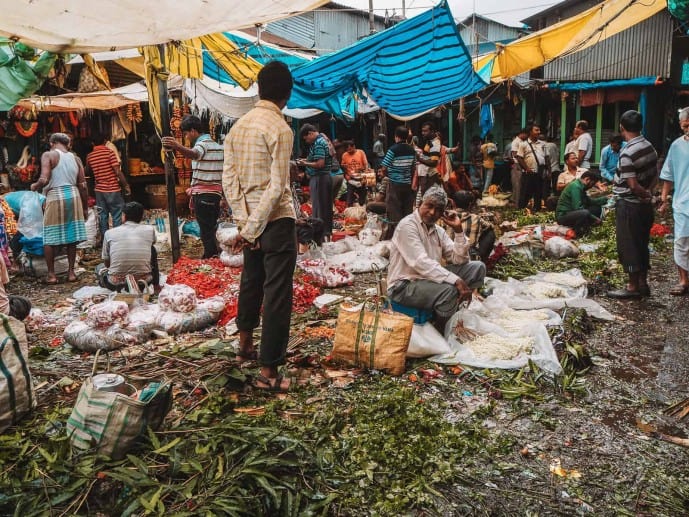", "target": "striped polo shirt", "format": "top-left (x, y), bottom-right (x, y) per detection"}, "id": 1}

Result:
top-left (613, 135), bottom-right (658, 203)
top-left (191, 134), bottom-right (224, 196)
top-left (86, 145), bottom-right (120, 193)
top-left (381, 142), bottom-right (416, 184)
top-left (102, 221), bottom-right (156, 279)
